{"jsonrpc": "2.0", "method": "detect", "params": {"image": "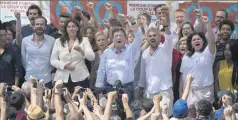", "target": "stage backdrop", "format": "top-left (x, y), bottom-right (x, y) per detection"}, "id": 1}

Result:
top-left (0, 1), bottom-right (237, 32)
